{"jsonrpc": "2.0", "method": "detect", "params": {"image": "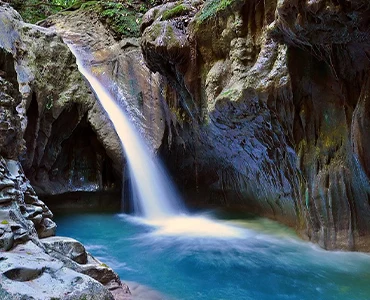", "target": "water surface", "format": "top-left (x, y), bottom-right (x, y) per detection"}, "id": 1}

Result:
top-left (55, 212), bottom-right (370, 300)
